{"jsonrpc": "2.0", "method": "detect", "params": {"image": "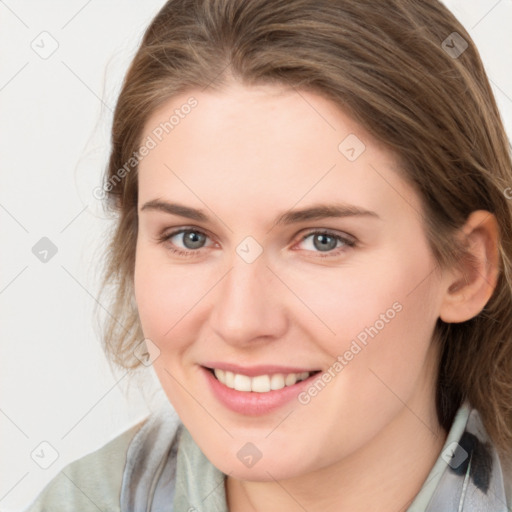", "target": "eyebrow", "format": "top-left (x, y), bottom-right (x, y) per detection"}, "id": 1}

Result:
top-left (140, 199), bottom-right (380, 226)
